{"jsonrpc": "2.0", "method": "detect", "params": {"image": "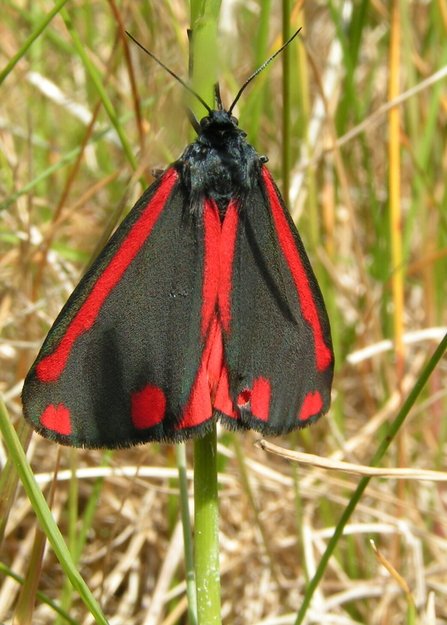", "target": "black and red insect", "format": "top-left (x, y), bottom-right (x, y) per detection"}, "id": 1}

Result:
top-left (22, 33), bottom-right (334, 448)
